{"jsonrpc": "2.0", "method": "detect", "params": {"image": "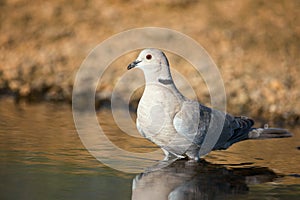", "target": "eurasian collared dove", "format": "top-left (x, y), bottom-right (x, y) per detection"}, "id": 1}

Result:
top-left (127, 48), bottom-right (292, 160)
